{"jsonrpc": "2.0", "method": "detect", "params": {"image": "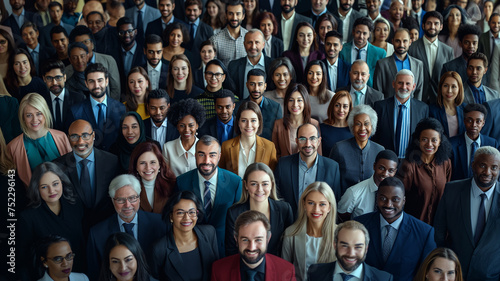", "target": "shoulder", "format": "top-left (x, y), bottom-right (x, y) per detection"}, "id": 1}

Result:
top-left (195, 224), bottom-right (217, 239)
top-left (278, 154), bottom-right (298, 165)
top-left (364, 263), bottom-right (393, 280)
top-left (411, 98), bottom-right (428, 109)
top-left (212, 254), bottom-right (240, 269)
top-left (218, 167), bottom-right (241, 182)
top-left (266, 253), bottom-right (294, 268)
top-left (49, 129), bottom-right (69, 139)
top-left (354, 211), bottom-right (377, 225)
top-left (69, 272), bottom-right (90, 281)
